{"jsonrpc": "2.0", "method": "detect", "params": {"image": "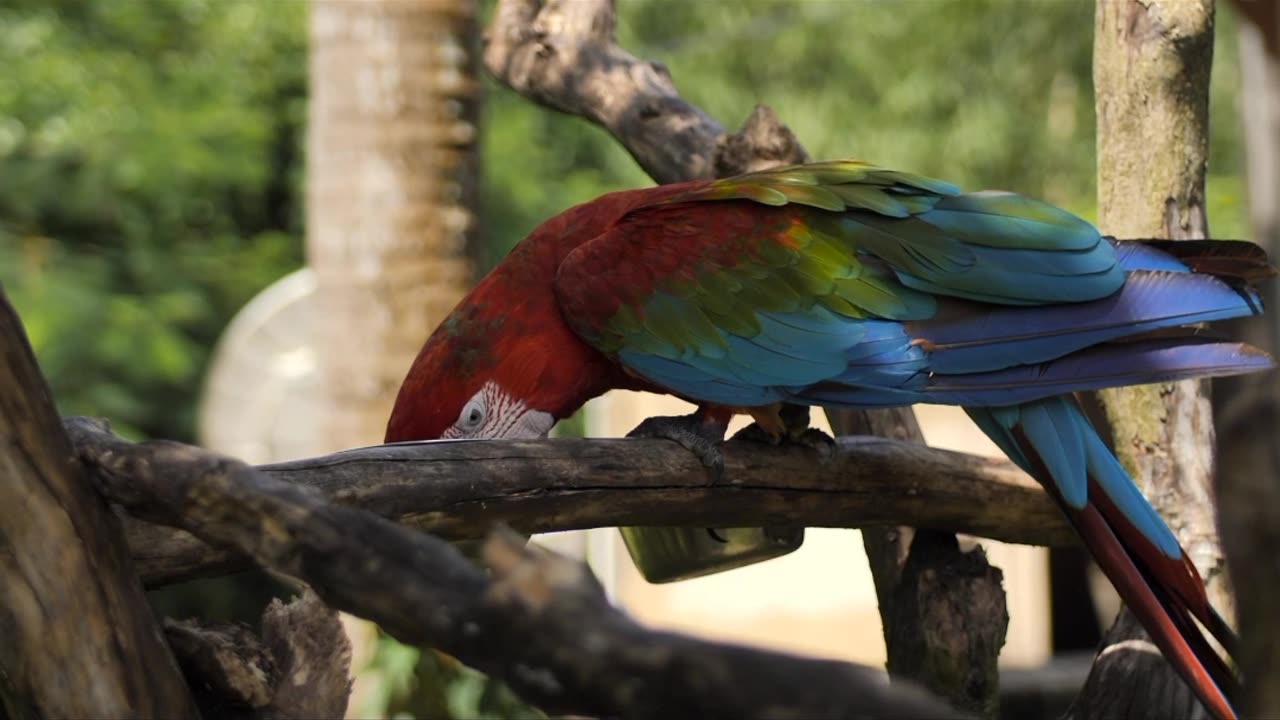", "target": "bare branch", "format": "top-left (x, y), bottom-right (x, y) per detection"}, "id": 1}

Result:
top-left (829, 408), bottom-right (1008, 718)
top-left (67, 417), bottom-right (966, 719)
top-left (484, 0), bottom-right (724, 182)
top-left (59, 418), bottom-right (1073, 587)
